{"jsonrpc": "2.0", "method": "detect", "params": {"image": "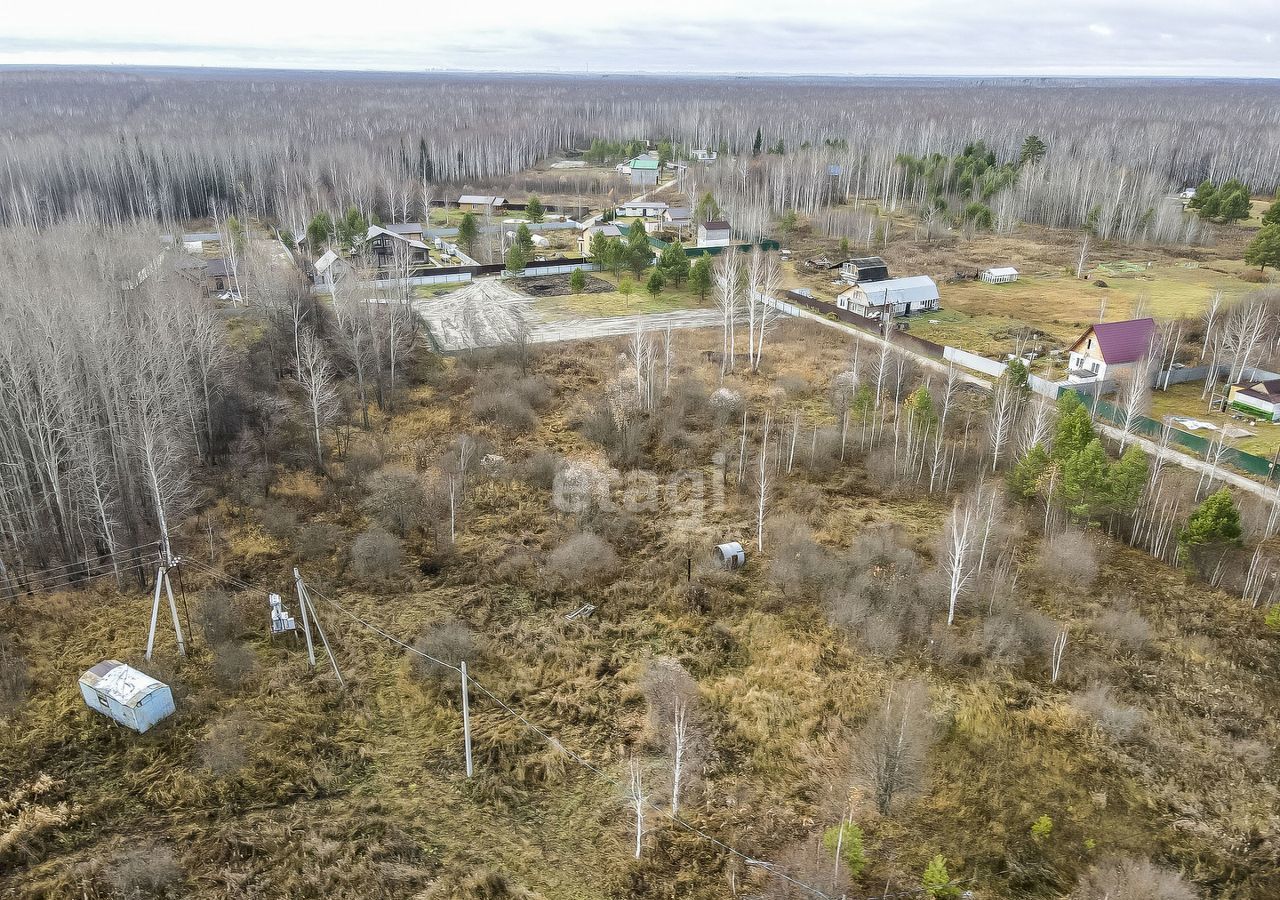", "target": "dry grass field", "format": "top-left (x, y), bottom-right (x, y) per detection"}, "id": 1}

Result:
top-left (3, 321), bottom-right (1278, 899)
